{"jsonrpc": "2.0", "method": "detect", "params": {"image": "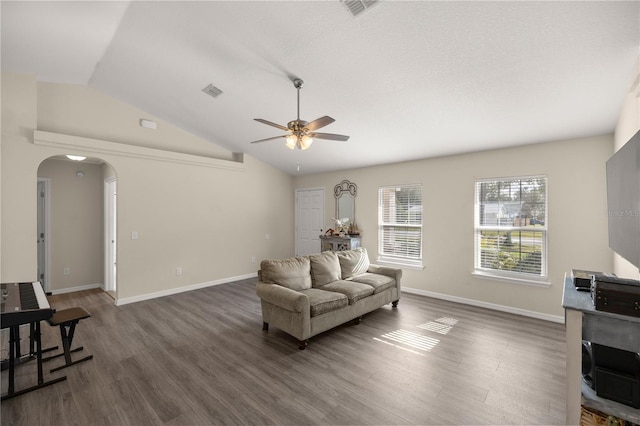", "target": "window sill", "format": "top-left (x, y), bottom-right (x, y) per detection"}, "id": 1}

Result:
top-left (472, 271), bottom-right (550, 288)
top-left (376, 257), bottom-right (424, 271)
